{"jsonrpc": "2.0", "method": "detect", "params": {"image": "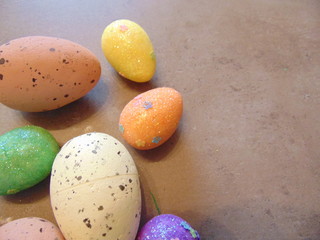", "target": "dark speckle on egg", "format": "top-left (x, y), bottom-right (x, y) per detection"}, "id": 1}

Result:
top-left (0, 74), bottom-right (3, 80)
top-left (98, 205), bottom-right (104, 211)
top-left (0, 58), bottom-right (5, 64)
top-left (83, 218), bottom-right (92, 228)
top-left (39, 227), bottom-right (43, 233)
top-left (32, 78), bottom-right (37, 82)
top-left (64, 94), bottom-right (69, 98)
top-left (49, 48), bottom-right (56, 52)
top-left (62, 59), bottom-right (69, 64)
top-left (90, 79), bottom-right (95, 83)
top-left (119, 185), bottom-right (125, 191)
top-left (75, 176), bottom-right (82, 181)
